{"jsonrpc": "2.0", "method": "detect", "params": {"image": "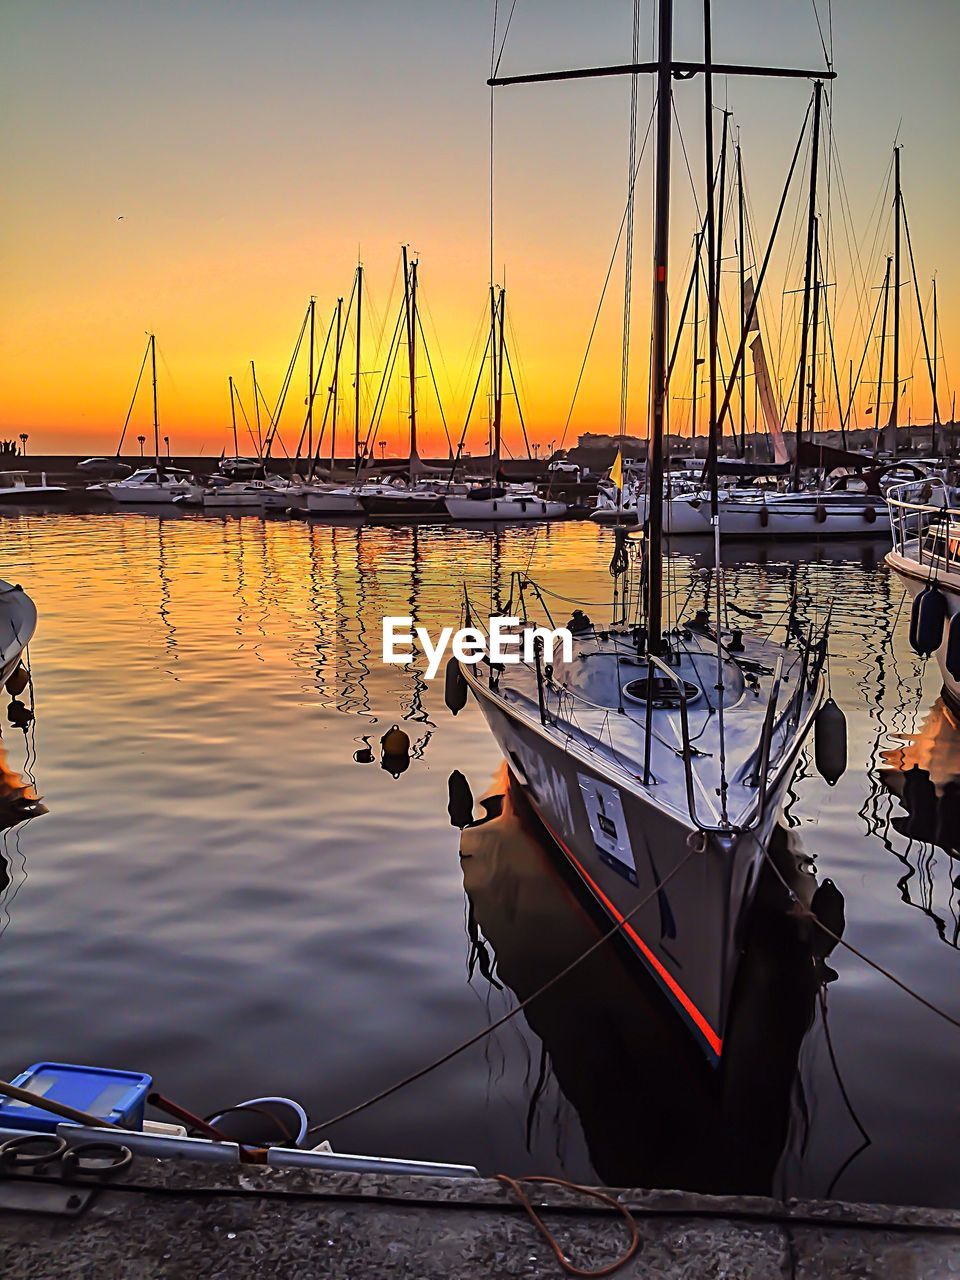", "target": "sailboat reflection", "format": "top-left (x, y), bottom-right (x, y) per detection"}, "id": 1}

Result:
top-left (0, 689), bottom-right (47, 943)
top-left (876, 698), bottom-right (960, 946)
top-left (457, 764), bottom-right (843, 1194)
